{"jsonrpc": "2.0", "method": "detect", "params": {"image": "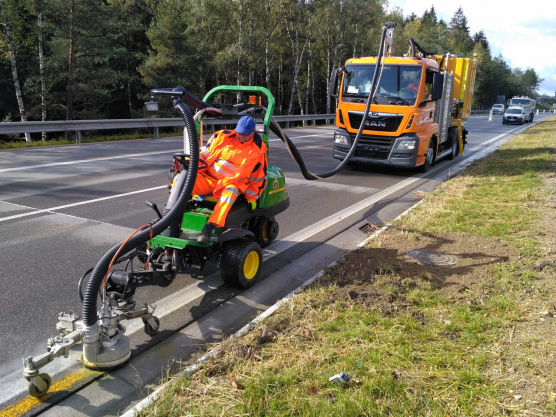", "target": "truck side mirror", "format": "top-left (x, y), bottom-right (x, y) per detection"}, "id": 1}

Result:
top-left (328, 67), bottom-right (343, 98)
top-left (431, 72), bottom-right (444, 101)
